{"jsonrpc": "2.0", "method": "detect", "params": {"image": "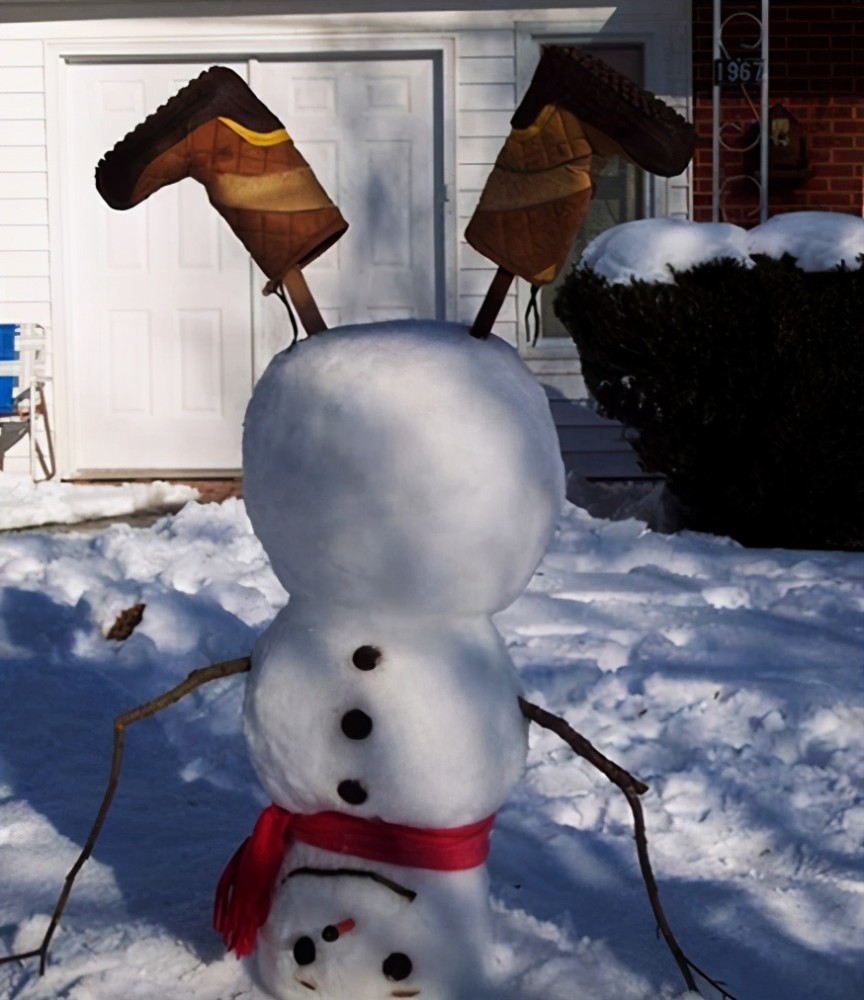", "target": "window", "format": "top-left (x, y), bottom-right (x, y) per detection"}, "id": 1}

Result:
top-left (534, 45), bottom-right (646, 346)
